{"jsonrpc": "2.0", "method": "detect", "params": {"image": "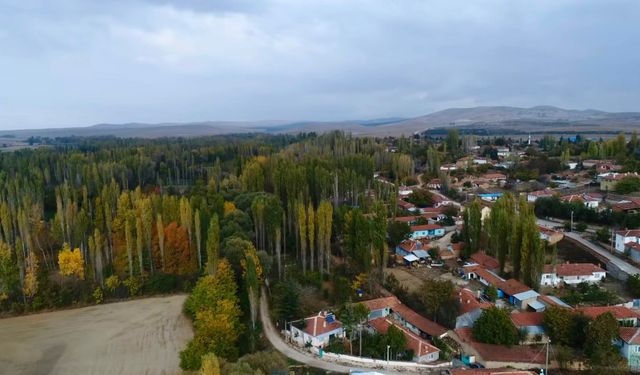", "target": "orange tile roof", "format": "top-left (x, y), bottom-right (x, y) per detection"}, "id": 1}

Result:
top-left (458, 288), bottom-right (493, 314)
top-left (368, 318), bottom-right (440, 357)
top-left (510, 312), bottom-right (544, 327)
top-left (577, 306), bottom-right (640, 320)
top-left (619, 327), bottom-right (640, 345)
top-left (473, 267), bottom-right (506, 287)
top-left (411, 224), bottom-right (444, 232)
top-left (499, 279), bottom-right (530, 297)
top-left (303, 312), bottom-right (343, 337)
top-left (361, 296), bottom-right (401, 312)
top-left (454, 328), bottom-right (546, 364)
top-left (470, 251), bottom-right (500, 270)
top-left (542, 263), bottom-right (605, 277)
top-left (392, 303), bottom-right (448, 337)
top-left (617, 229), bottom-right (640, 237)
